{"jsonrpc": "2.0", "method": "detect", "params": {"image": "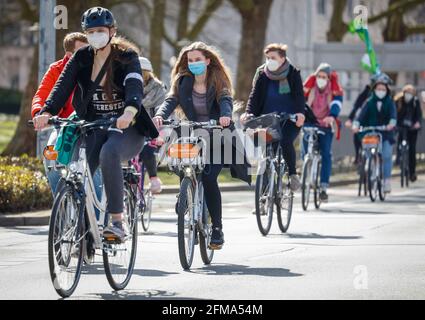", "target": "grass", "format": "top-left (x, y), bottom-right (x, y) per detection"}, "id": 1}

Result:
top-left (0, 115), bottom-right (18, 154)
